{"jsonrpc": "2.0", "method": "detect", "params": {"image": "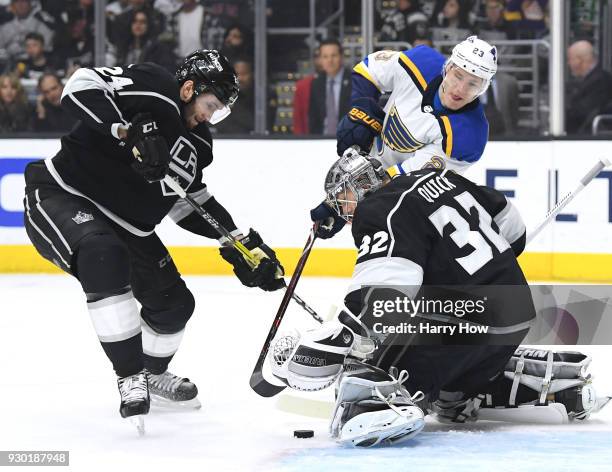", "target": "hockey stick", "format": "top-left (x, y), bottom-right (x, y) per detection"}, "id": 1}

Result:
top-left (275, 157), bottom-right (612, 417)
top-left (526, 157), bottom-right (610, 245)
top-left (162, 175), bottom-right (321, 322)
top-left (249, 225), bottom-right (318, 397)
